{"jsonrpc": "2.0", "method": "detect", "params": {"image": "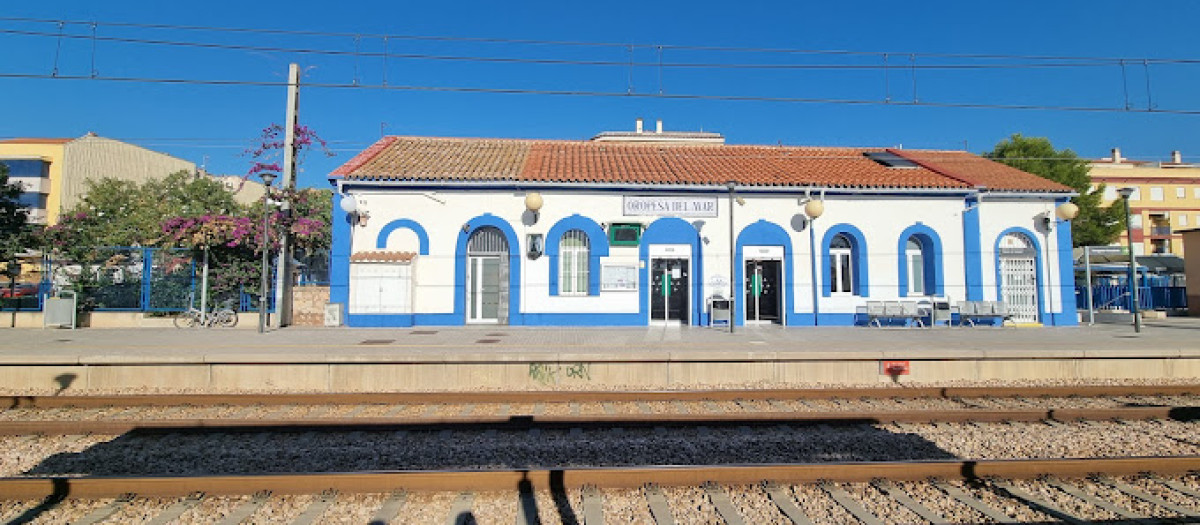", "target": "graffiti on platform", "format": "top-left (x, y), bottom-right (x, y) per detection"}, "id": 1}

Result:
top-left (528, 362), bottom-right (592, 385)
